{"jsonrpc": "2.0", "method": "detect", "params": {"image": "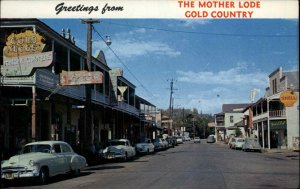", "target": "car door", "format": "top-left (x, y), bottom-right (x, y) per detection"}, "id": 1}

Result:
top-left (61, 143), bottom-right (73, 171)
top-left (52, 144), bottom-right (67, 174)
